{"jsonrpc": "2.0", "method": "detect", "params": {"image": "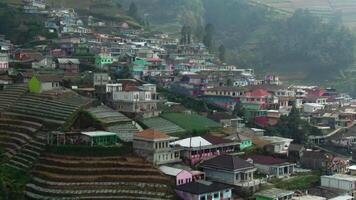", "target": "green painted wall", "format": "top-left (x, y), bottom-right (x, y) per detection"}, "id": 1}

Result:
top-left (240, 139), bottom-right (252, 150)
top-left (28, 76), bottom-right (41, 93)
top-left (256, 195), bottom-right (273, 200)
top-left (95, 55), bottom-right (113, 65)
